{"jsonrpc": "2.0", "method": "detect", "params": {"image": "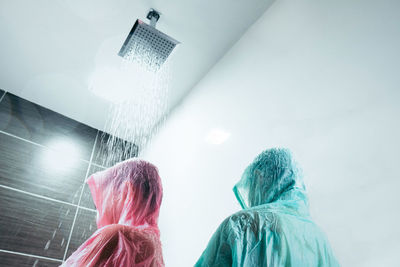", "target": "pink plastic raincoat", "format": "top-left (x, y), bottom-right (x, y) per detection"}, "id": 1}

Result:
top-left (62, 159), bottom-right (164, 267)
